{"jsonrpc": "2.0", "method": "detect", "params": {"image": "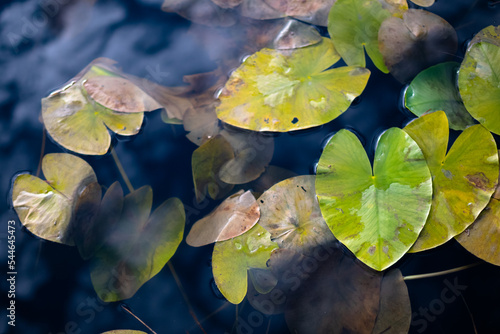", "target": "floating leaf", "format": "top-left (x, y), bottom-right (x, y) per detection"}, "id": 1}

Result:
top-left (258, 175), bottom-right (335, 253)
top-left (273, 18), bottom-right (322, 50)
top-left (72, 181), bottom-right (124, 260)
top-left (83, 76), bottom-right (163, 113)
top-left (186, 190), bottom-right (260, 247)
top-left (12, 153), bottom-right (97, 245)
top-left (458, 25), bottom-right (500, 135)
top-left (379, 9), bottom-right (457, 83)
top-left (42, 66), bottom-right (144, 155)
top-left (248, 165), bottom-right (298, 194)
top-left (183, 106), bottom-right (220, 146)
top-left (91, 186), bottom-right (185, 302)
top-left (212, 0), bottom-right (242, 8)
top-left (315, 128), bottom-right (432, 271)
top-left (212, 224), bottom-right (278, 304)
top-left (456, 198), bottom-right (500, 266)
top-left (410, 0), bottom-right (434, 6)
top-left (217, 38), bottom-right (370, 132)
top-left (404, 62), bottom-right (475, 131)
top-left (264, 0), bottom-right (334, 26)
top-left (192, 134), bottom-right (234, 202)
top-left (285, 250), bottom-right (382, 333)
top-left (239, 0), bottom-right (285, 20)
top-left (248, 267), bottom-right (278, 294)
top-left (372, 269), bottom-right (411, 334)
top-left (404, 111), bottom-right (498, 252)
top-left (328, 0), bottom-right (391, 73)
top-left (219, 129), bottom-right (274, 184)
